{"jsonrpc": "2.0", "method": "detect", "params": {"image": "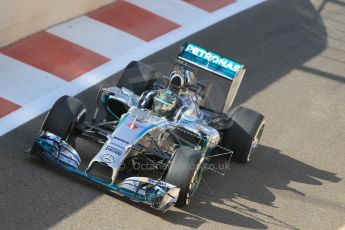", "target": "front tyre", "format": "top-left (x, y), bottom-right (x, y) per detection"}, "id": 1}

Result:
top-left (31, 96), bottom-right (86, 156)
top-left (164, 147), bottom-right (204, 207)
top-left (41, 95), bottom-right (86, 140)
